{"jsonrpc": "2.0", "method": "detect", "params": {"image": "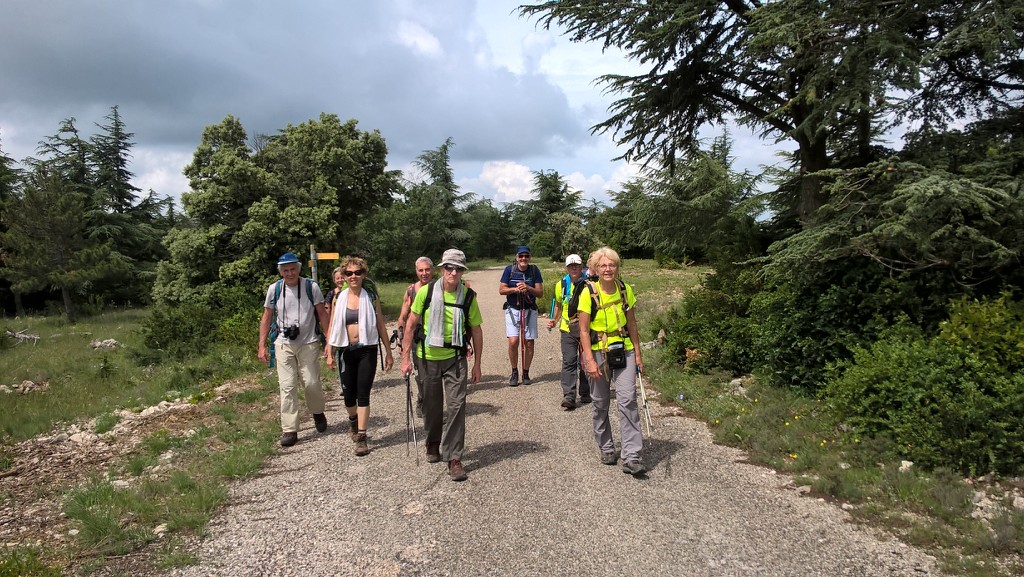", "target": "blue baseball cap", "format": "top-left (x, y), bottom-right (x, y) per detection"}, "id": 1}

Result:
top-left (277, 252), bottom-right (300, 265)
top-left (515, 245), bottom-right (531, 256)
